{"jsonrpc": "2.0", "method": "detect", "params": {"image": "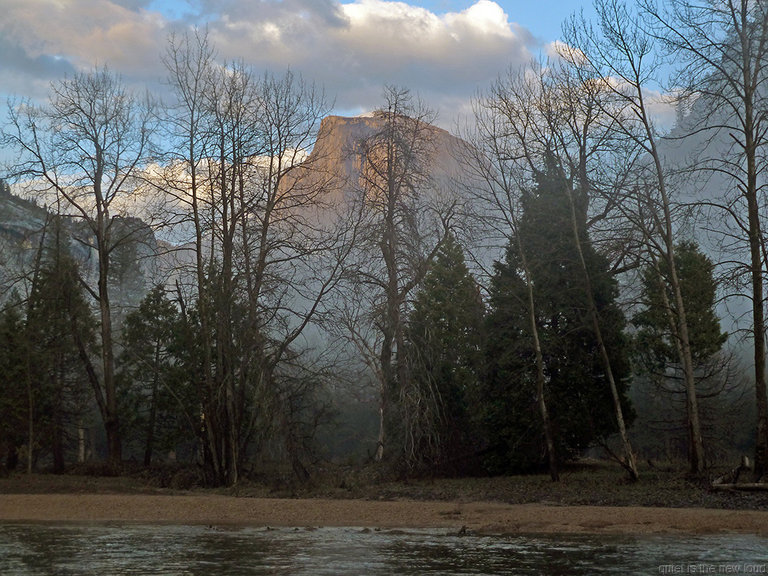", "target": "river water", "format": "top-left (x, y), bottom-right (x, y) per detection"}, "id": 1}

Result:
top-left (0, 523), bottom-right (766, 575)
